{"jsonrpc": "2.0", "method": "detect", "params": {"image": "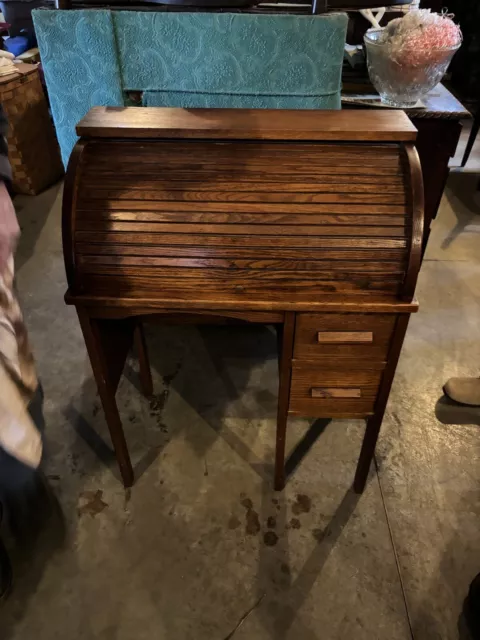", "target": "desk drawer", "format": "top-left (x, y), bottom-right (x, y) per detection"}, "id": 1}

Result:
top-left (294, 313), bottom-right (396, 362)
top-left (288, 367), bottom-right (382, 417)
